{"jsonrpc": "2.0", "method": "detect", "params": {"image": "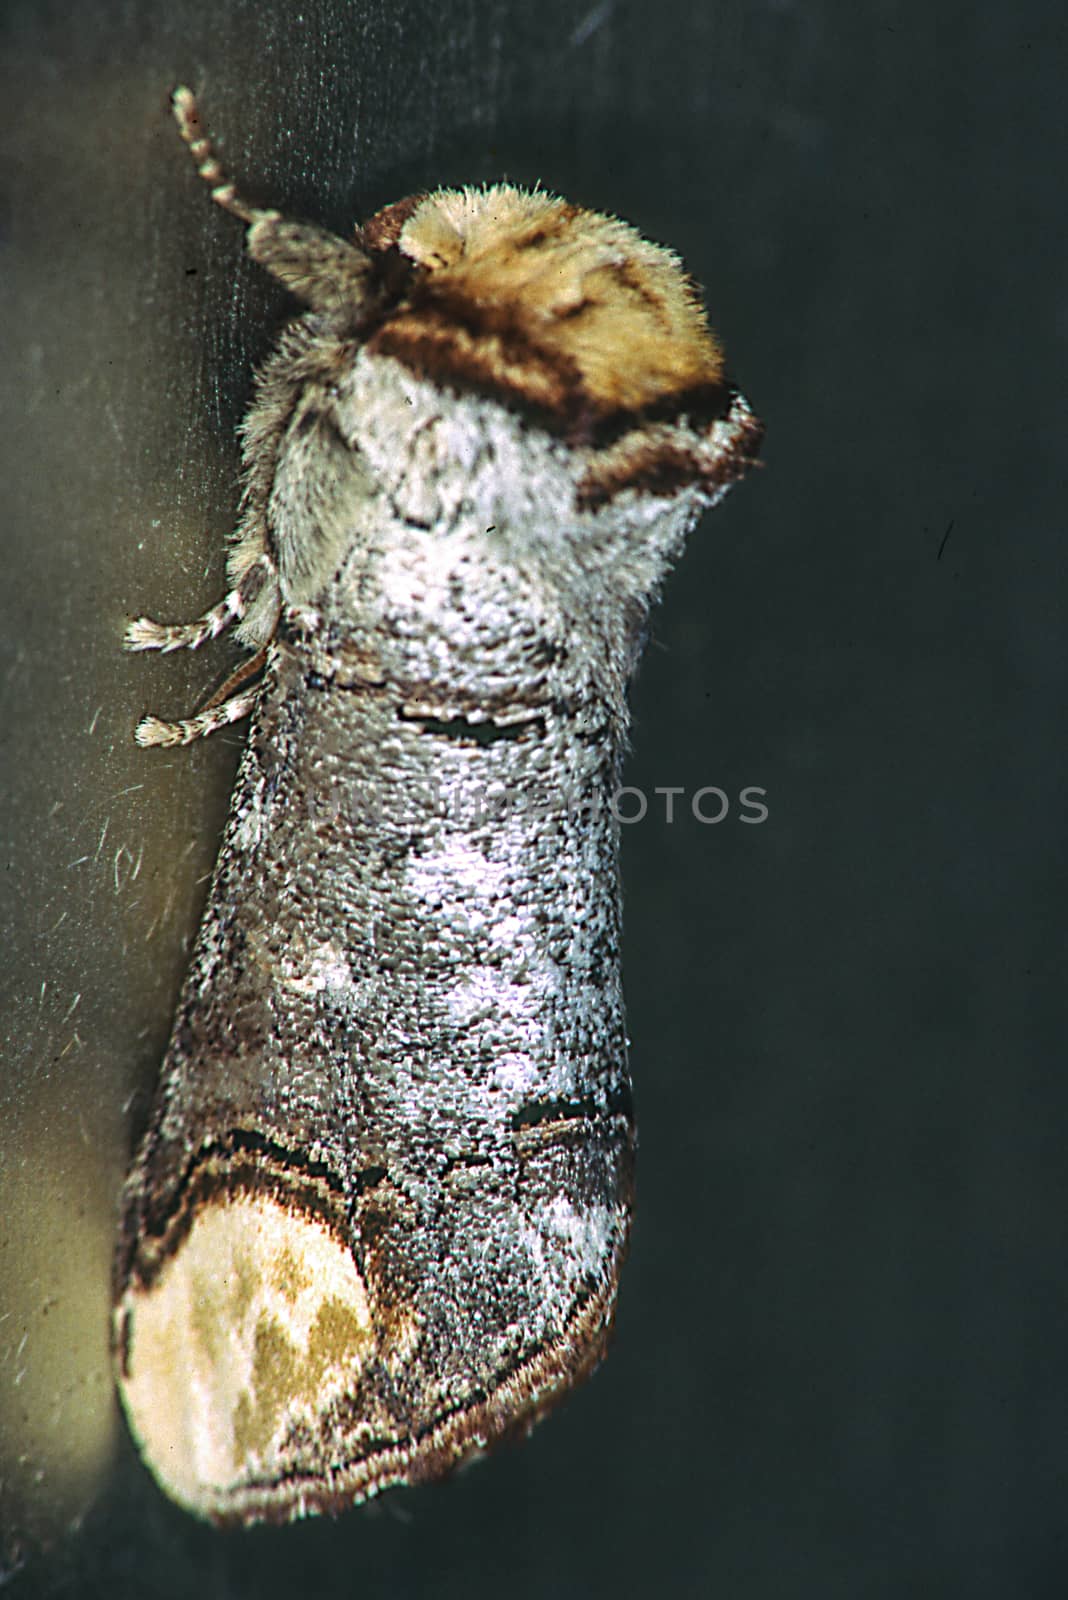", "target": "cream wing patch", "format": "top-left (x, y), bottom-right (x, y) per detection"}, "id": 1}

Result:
top-left (117, 1194), bottom-right (373, 1516)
